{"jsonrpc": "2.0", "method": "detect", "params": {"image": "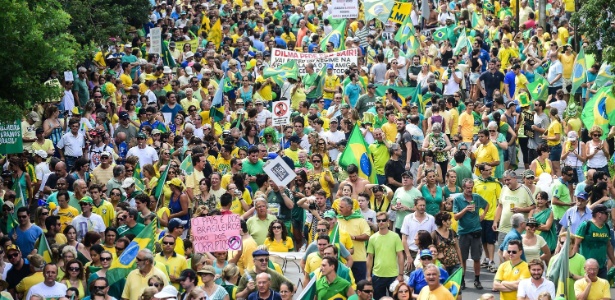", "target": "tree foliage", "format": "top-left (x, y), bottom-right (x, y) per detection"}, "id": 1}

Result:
top-left (572, 0), bottom-right (615, 65)
top-left (0, 0), bottom-right (82, 122)
top-left (60, 0), bottom-right (151, 47)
